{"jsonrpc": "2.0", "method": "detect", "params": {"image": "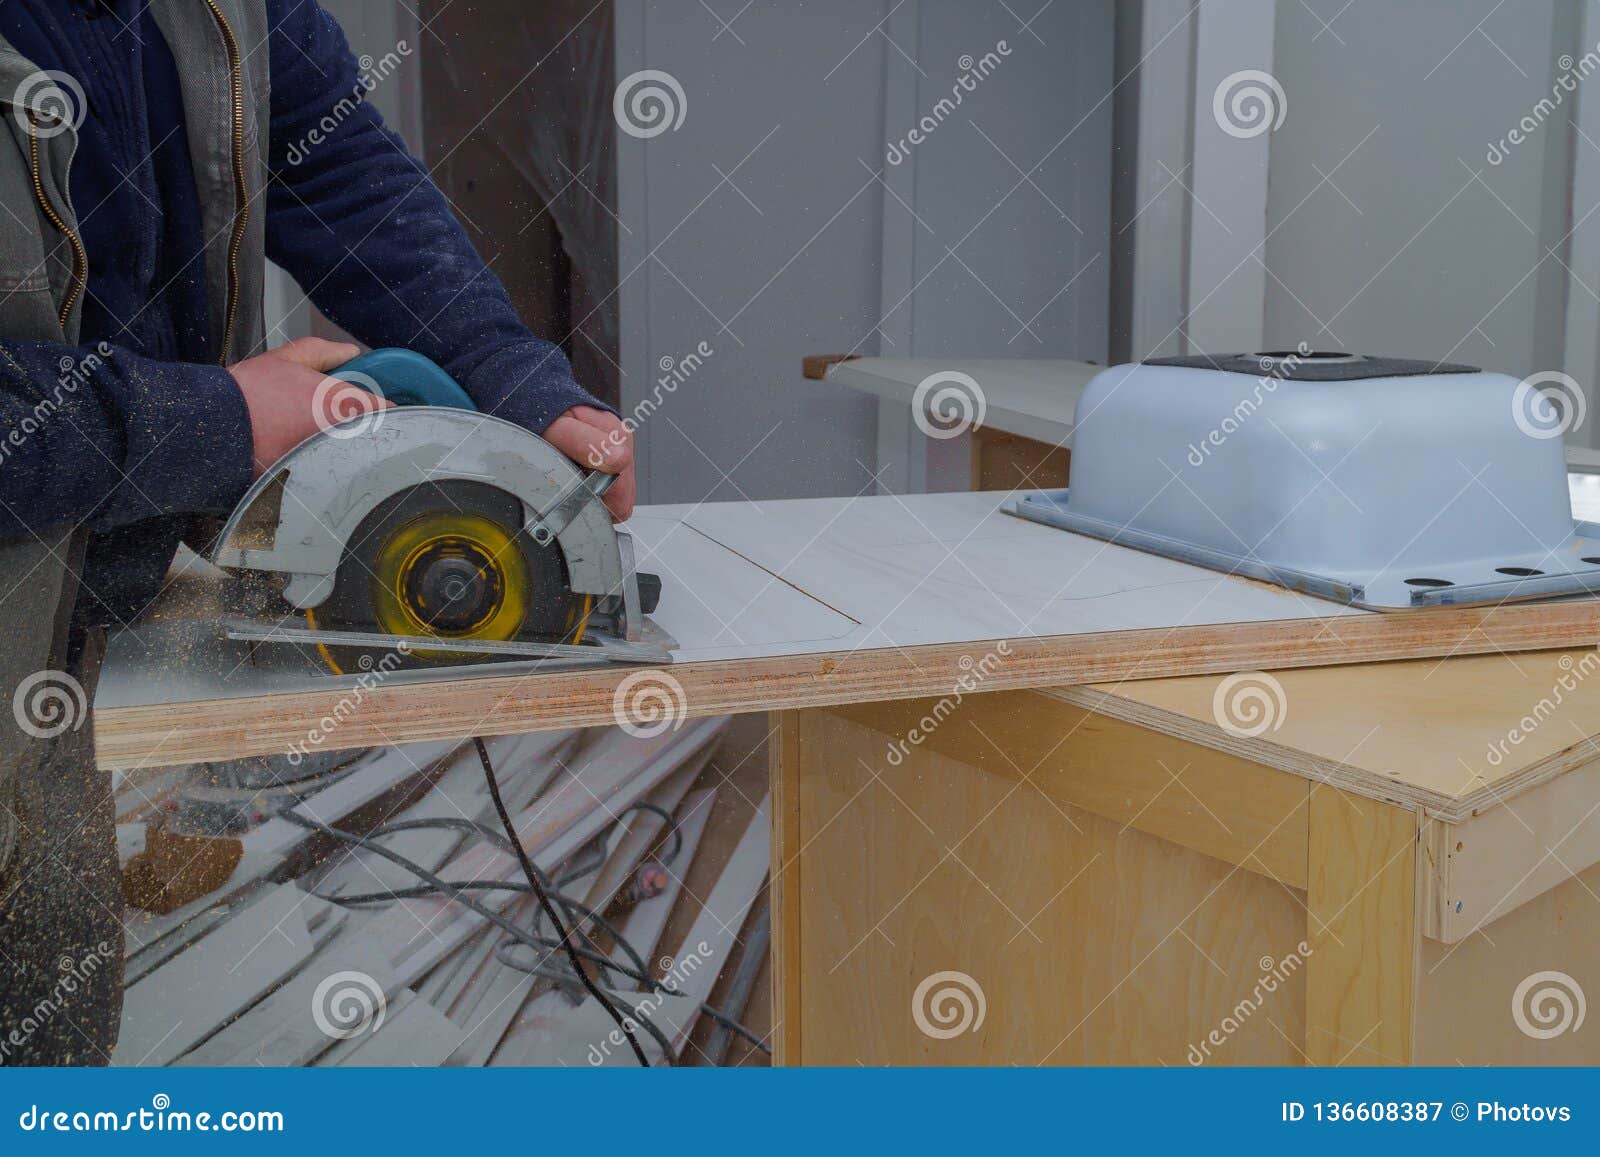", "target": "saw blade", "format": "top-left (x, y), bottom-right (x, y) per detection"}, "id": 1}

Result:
top-left (308, 479), bottom-right (588, 672)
